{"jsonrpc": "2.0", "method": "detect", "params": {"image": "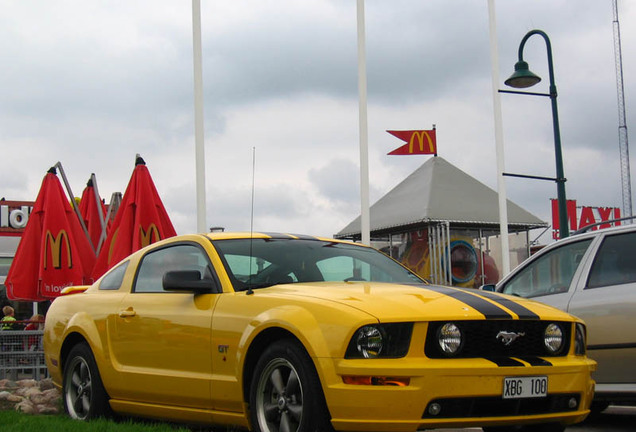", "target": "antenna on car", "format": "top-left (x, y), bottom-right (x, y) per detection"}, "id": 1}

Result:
top-left (247, 147), bottom-right (256, 295)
